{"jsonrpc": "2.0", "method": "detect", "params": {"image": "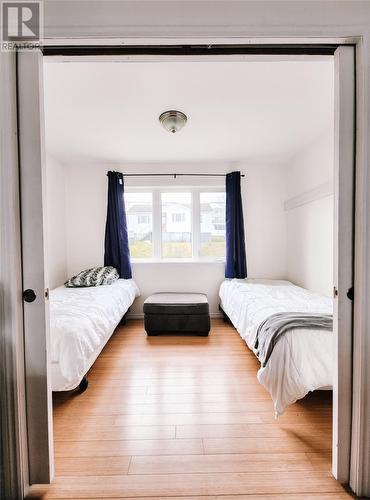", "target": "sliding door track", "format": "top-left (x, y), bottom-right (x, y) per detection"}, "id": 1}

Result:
top-left (42, 43), bottom-right (340, 57)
